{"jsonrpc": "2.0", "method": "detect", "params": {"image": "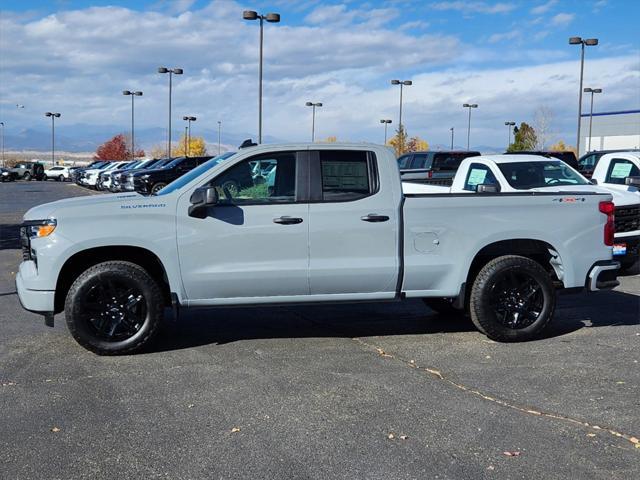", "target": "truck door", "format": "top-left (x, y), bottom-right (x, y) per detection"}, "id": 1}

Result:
top-left (308, 150), bottom-right (399, 297)
top-left (176, 151), bottom-right (310, 302)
